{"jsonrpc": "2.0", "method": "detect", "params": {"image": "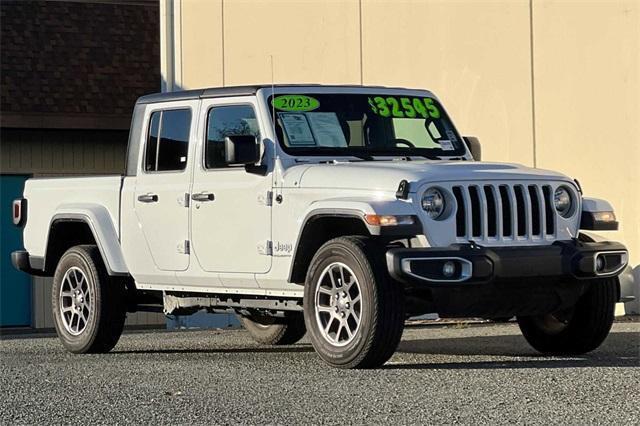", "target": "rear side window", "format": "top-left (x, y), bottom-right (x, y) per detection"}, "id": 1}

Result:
top-left (206, 105), bottom-right (259, 168)
top-left (144, 109), bottom-right (192, 172)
